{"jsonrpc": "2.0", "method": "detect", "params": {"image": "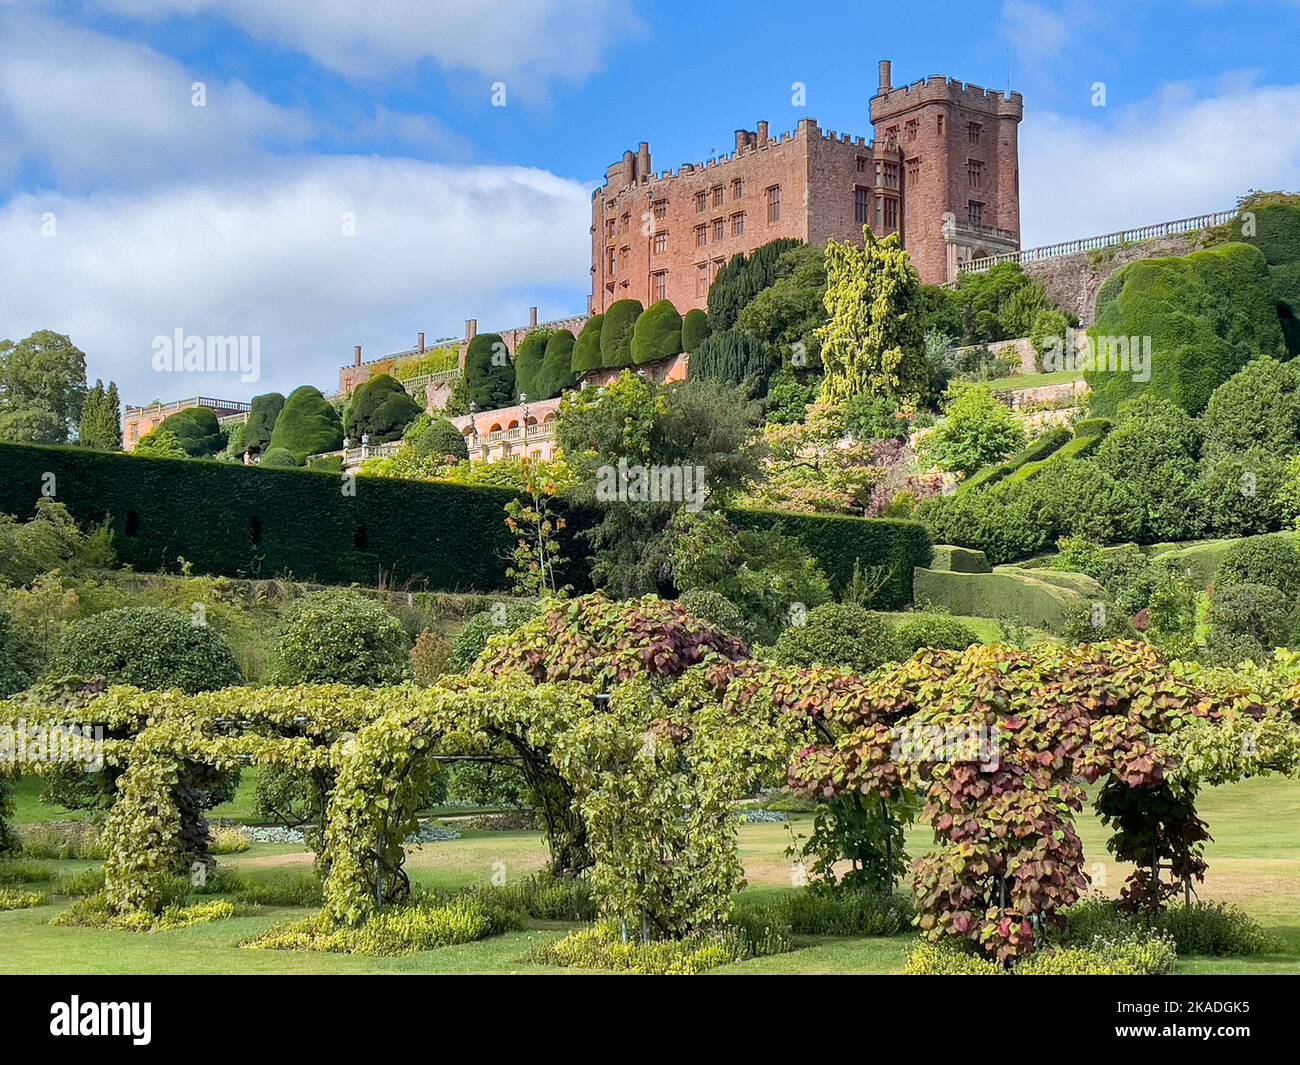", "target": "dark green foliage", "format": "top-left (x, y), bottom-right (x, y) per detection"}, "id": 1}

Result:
top-left (730, 509), bottom-right (930, 606)
top-left (599, 299), bottom-right (643, 369)
top-left (631, 300), bottom-right (683, 365)
top-left (244, 392), bottom-right (285, 452)
top-left (409, 416), bottom-right (468, 460)
top-left (0, 608), bottom-right (31, 697)
top-left (742, 888), bottom-right (913, 937)
top-left (1088, 243), bottom-right (1287, 416)
top-left (841, 392), bottom-right (908, 443)
top-left (678, 588), bottom-right (750, 642)
top-left (961, 426), bottom-right (1070, 493)
top-left (1207, 582), bottom-right (1296, 657)
top-left (1199, 356), bottom-right (1300, 459)
top-left (944, 263), bottom-right (1056, 345)
top-left (448, 601), bottom-right (540, 672)
top-left (78, 380), bottom-right (122, 451)
top-left (688, 328), bottom-right (775, 395)
top-left (268, 386), bottom-right (343, 462)
top-left (888, 615), bottom-right (981, 658)
top-left (1225, 194), bottom-right (1300, 355)
top-left (51, 606), bottom-right (242, 692)
top-left (570, 315), bottom-right (604, 374)
top-left (1065, 897), bottom-right (1275, 957)
top-left (1197, 447), bottom-right (1287, 536)
top-left (271, 589), bottom-right (411, 685)
top-left (737, 244), bottom-right (828, 361)
top-left (764, 367), bottom-right (818, 424)
top-left (463, 333), bottom-right (515, 411)
top-left (259, 447), bottom-right (299, 468)
top-left (1215, 535), bottom-right (1300, 599)
top-left (707, 238), bottom-right (802, 330)
top-left (511, 330), bottom-right (551, 402)
top-left (344, 374), bottom-right (422, 444)
top-left (160, 406), bottom-right (224, 457)
top-left (773, 604), bottom-right (894, 672)
top-left (681, 308), bottom-right (712, 351)
top-left (535, 330), bottom-right (577, 399)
